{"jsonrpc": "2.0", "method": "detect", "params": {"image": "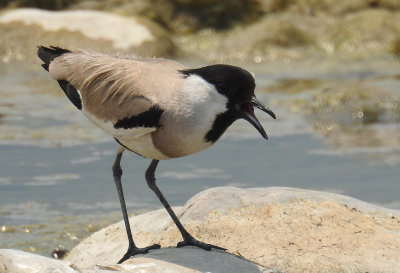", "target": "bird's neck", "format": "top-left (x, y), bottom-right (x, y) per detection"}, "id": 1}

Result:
top-left (204, 111), bottom-right (237, 143)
